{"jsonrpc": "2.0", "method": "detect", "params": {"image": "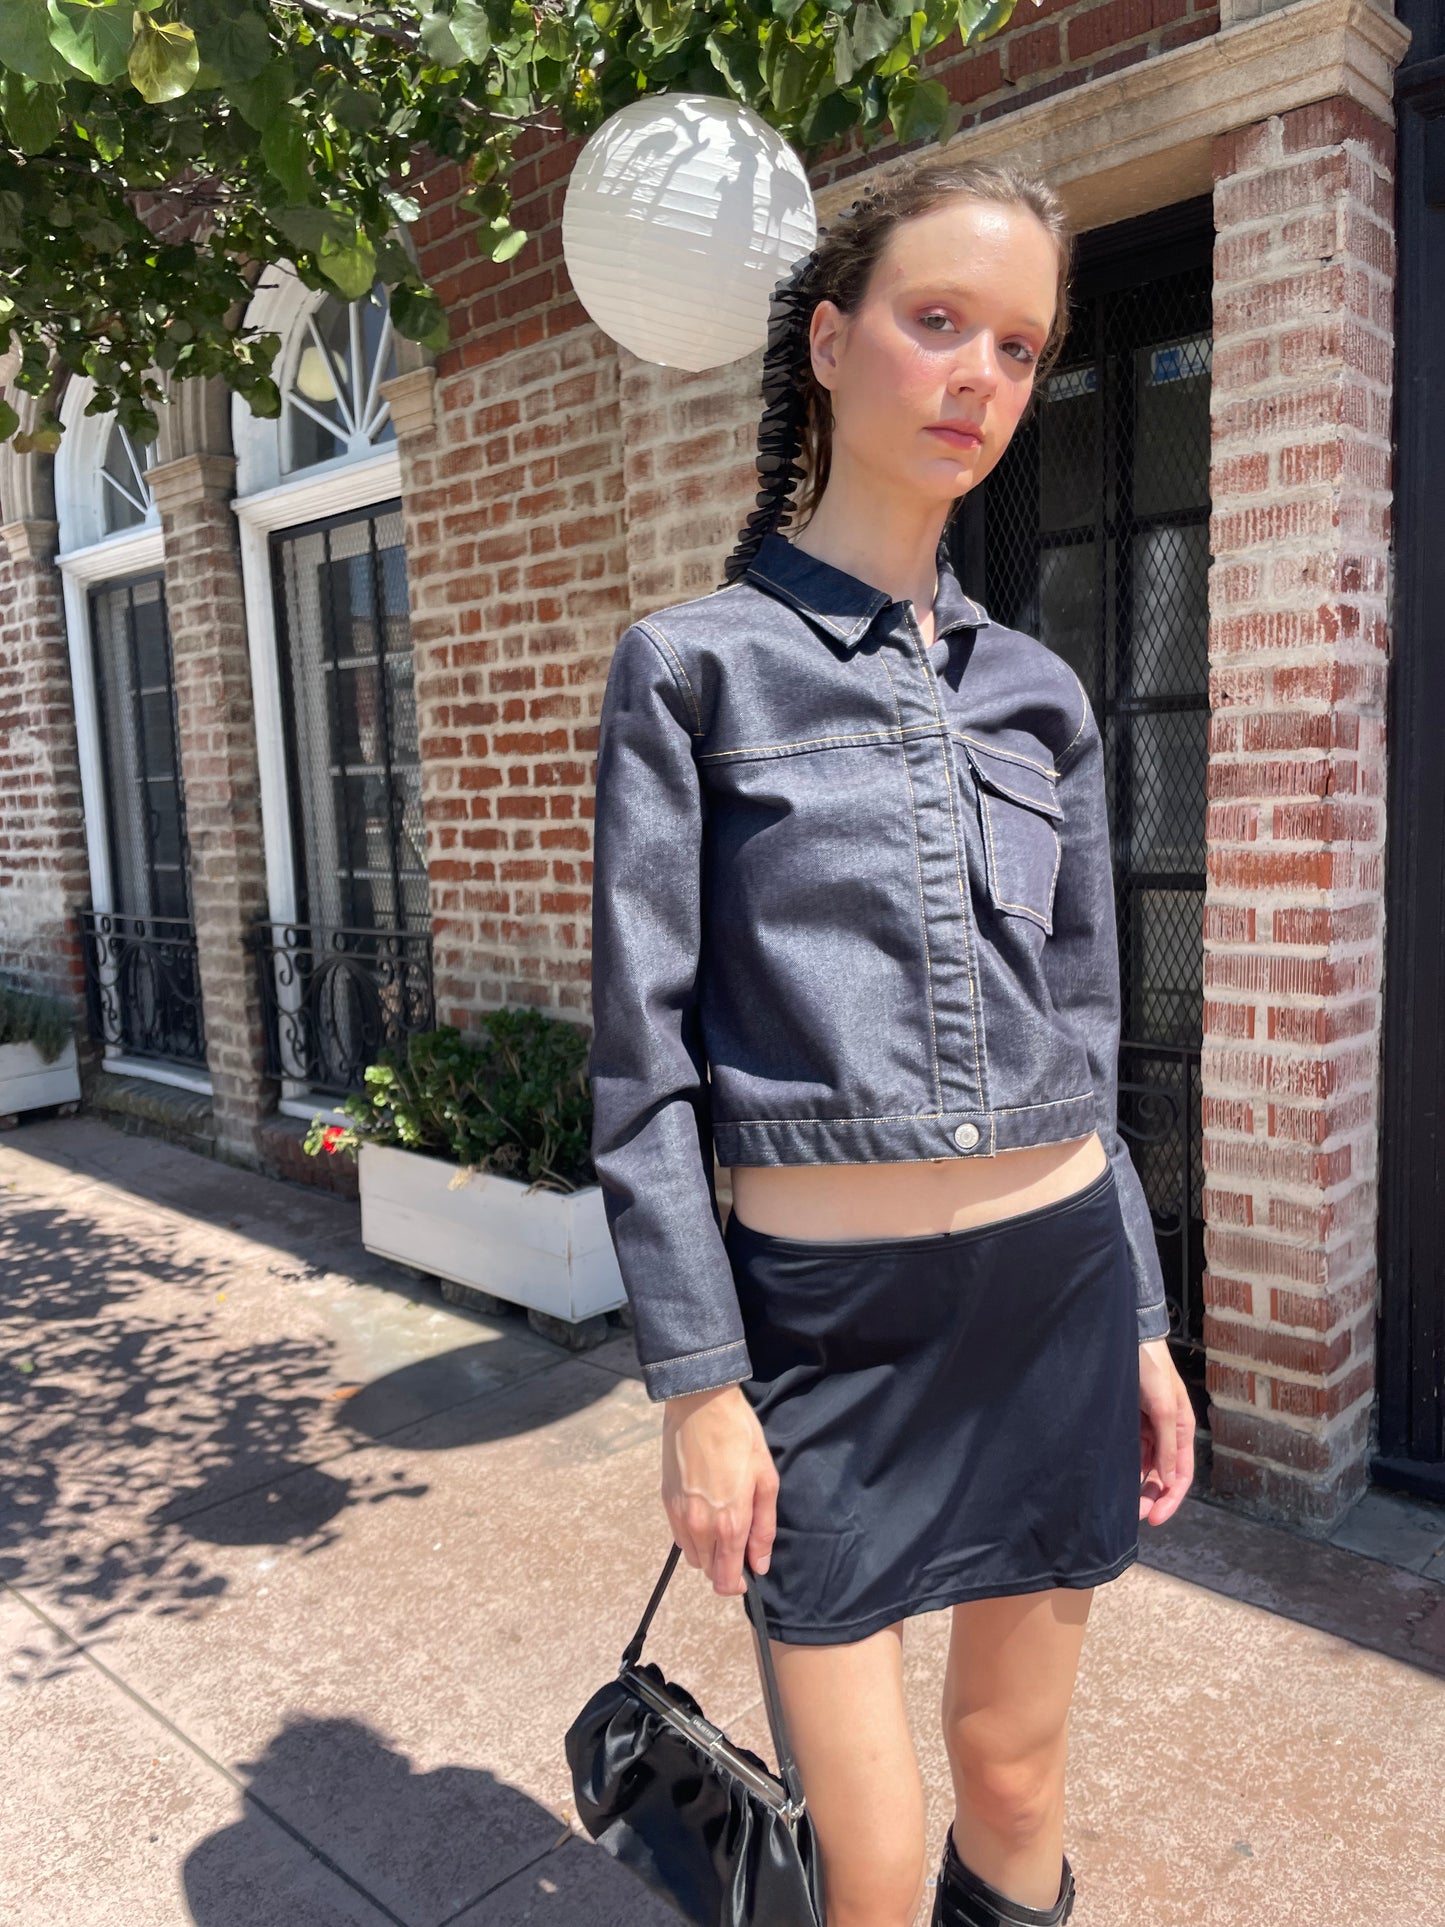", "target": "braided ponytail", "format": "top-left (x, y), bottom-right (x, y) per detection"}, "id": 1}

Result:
top-left (718, 160), bottom-right (1074, 591)
top-left (719, 246), bottom-right (822, 587)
